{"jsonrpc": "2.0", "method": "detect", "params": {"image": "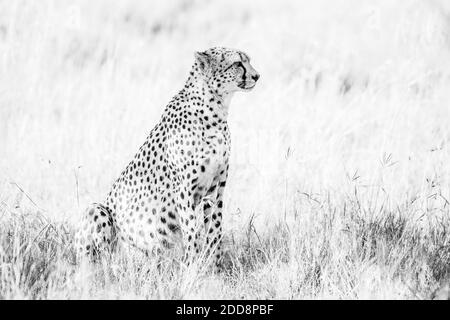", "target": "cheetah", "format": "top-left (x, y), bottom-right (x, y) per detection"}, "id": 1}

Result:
top-left (74, 47), bottom-right (260, 268)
